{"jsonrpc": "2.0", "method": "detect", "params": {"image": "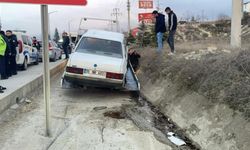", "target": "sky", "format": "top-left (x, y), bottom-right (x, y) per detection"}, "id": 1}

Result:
top-left (0, 0), bottom-right (245, 38)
